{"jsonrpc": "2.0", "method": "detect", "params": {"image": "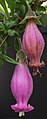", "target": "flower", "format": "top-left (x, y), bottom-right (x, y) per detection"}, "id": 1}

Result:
top-left (22, 20), bottom-right (45, 76)
top-left (11, 63), bottom-right (34, 116)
